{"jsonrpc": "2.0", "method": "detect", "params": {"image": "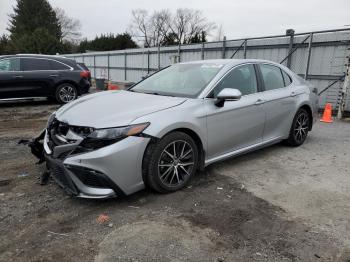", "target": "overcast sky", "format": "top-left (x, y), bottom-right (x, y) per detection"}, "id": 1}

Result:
top-left (0, 0), bottom-right (349, 41)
